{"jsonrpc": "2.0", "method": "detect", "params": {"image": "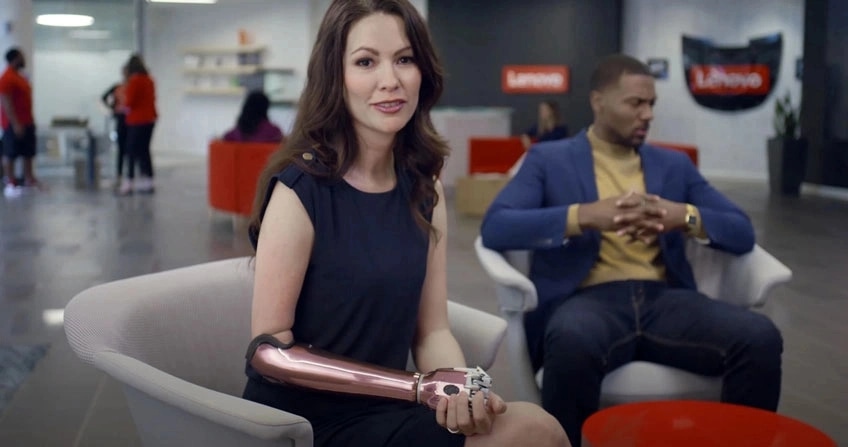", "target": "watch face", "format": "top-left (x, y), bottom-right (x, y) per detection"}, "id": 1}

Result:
top-left (687, 215), bottom-right (697, 225)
